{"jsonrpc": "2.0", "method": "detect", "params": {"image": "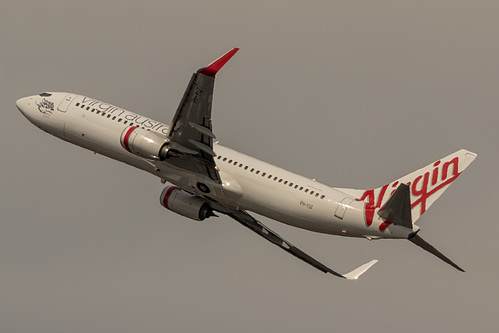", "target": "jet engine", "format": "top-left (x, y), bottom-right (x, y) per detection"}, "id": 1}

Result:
top-left (160, 186), bottom-right (214, 221)
top-left (120, 126), bottom-right (169, 160)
